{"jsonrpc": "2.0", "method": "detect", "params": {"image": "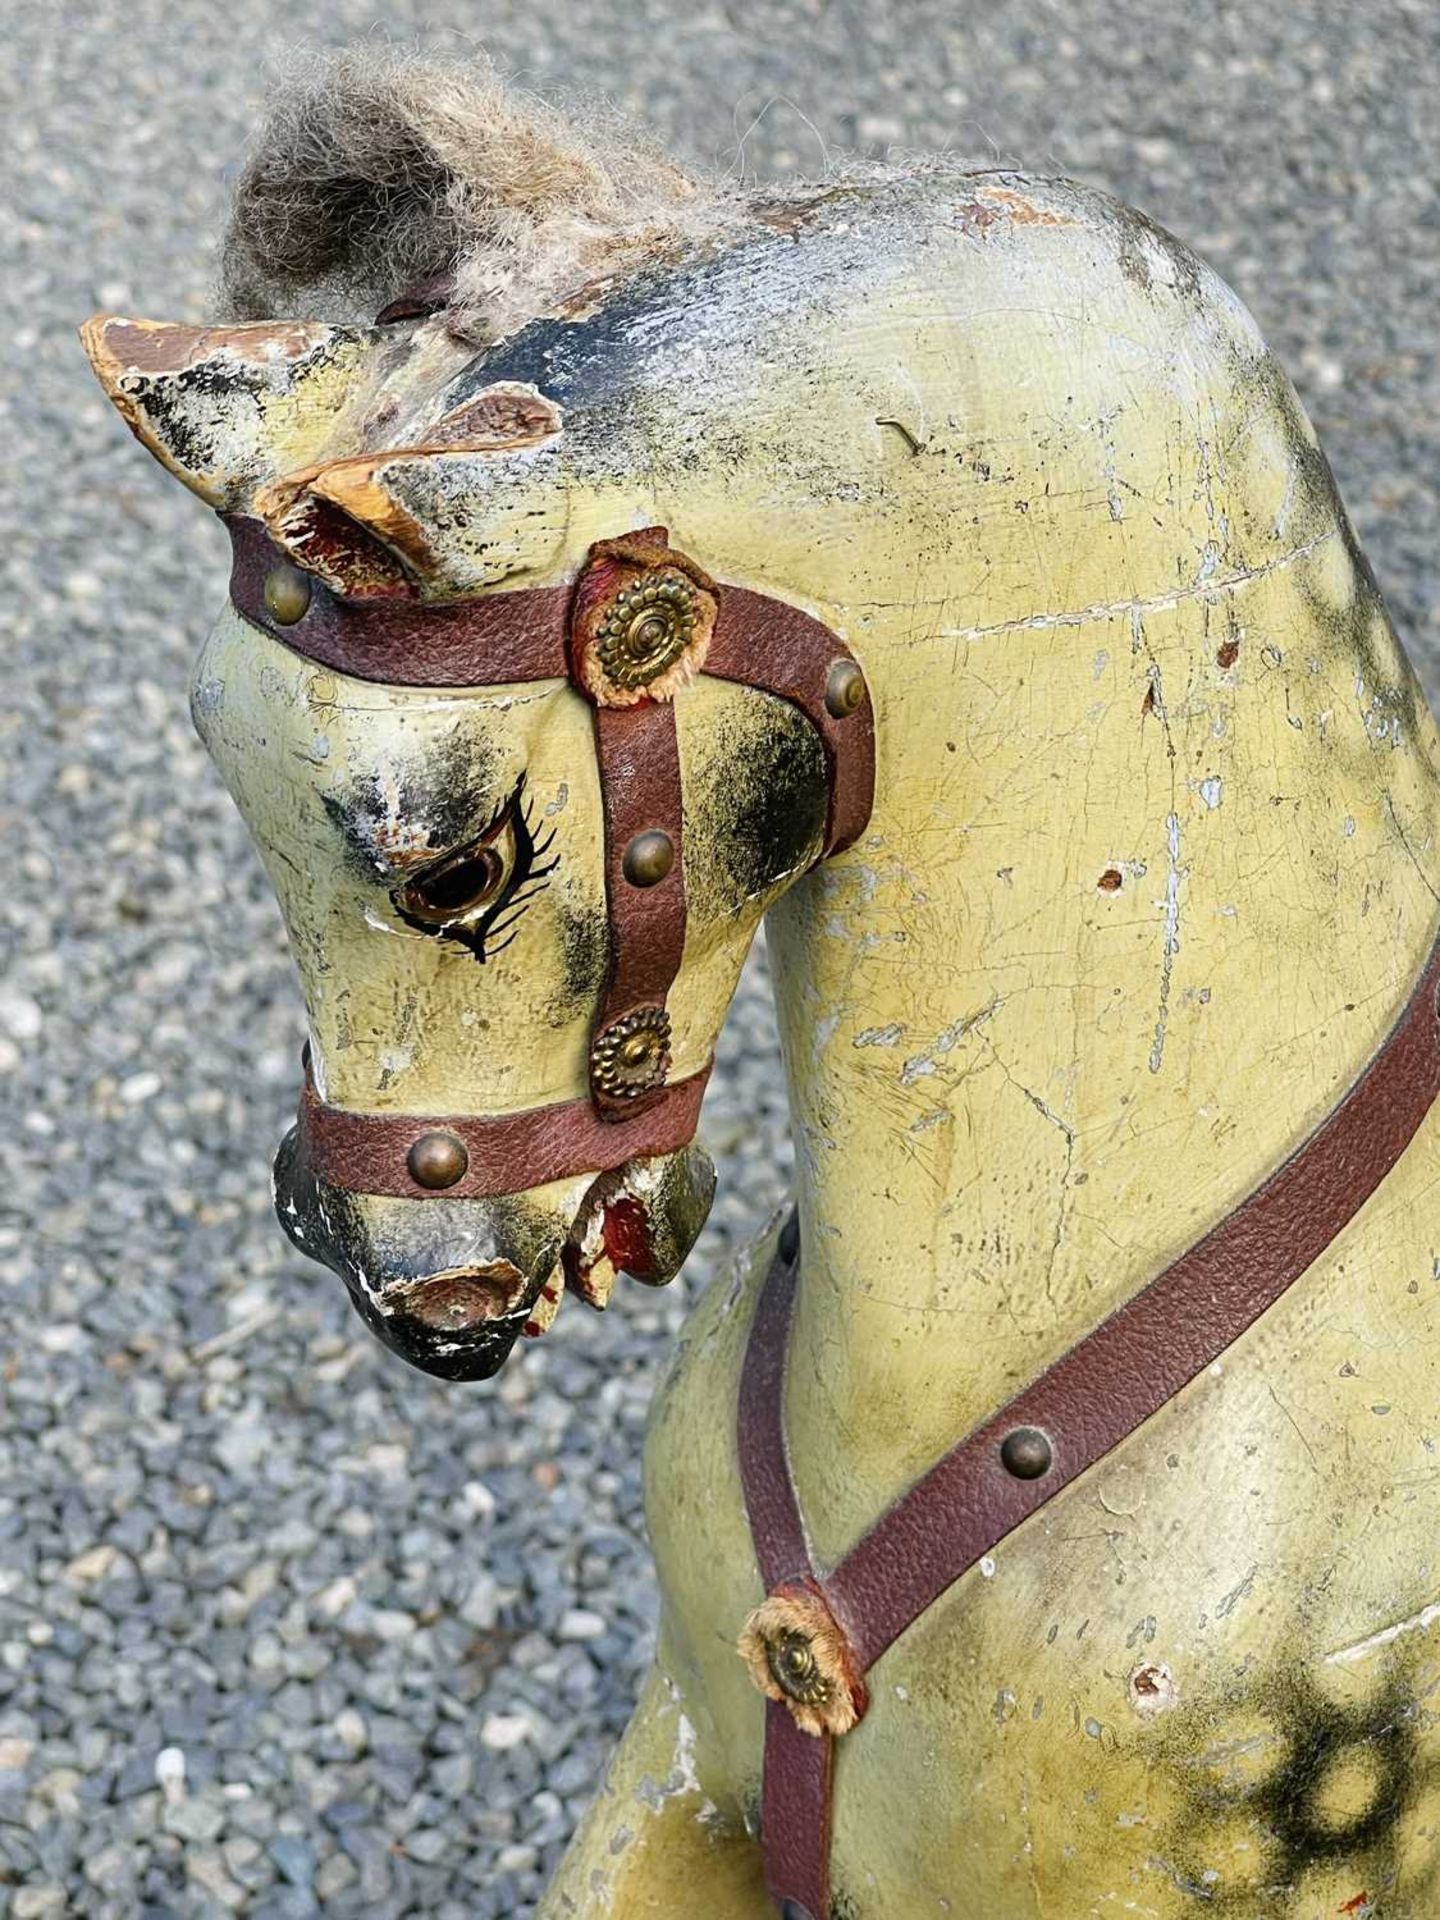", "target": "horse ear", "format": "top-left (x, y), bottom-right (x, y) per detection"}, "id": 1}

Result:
top-left (79, 315), bottom-right (379, 510)
top-left (251, 383), bottom-right (566, 597)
